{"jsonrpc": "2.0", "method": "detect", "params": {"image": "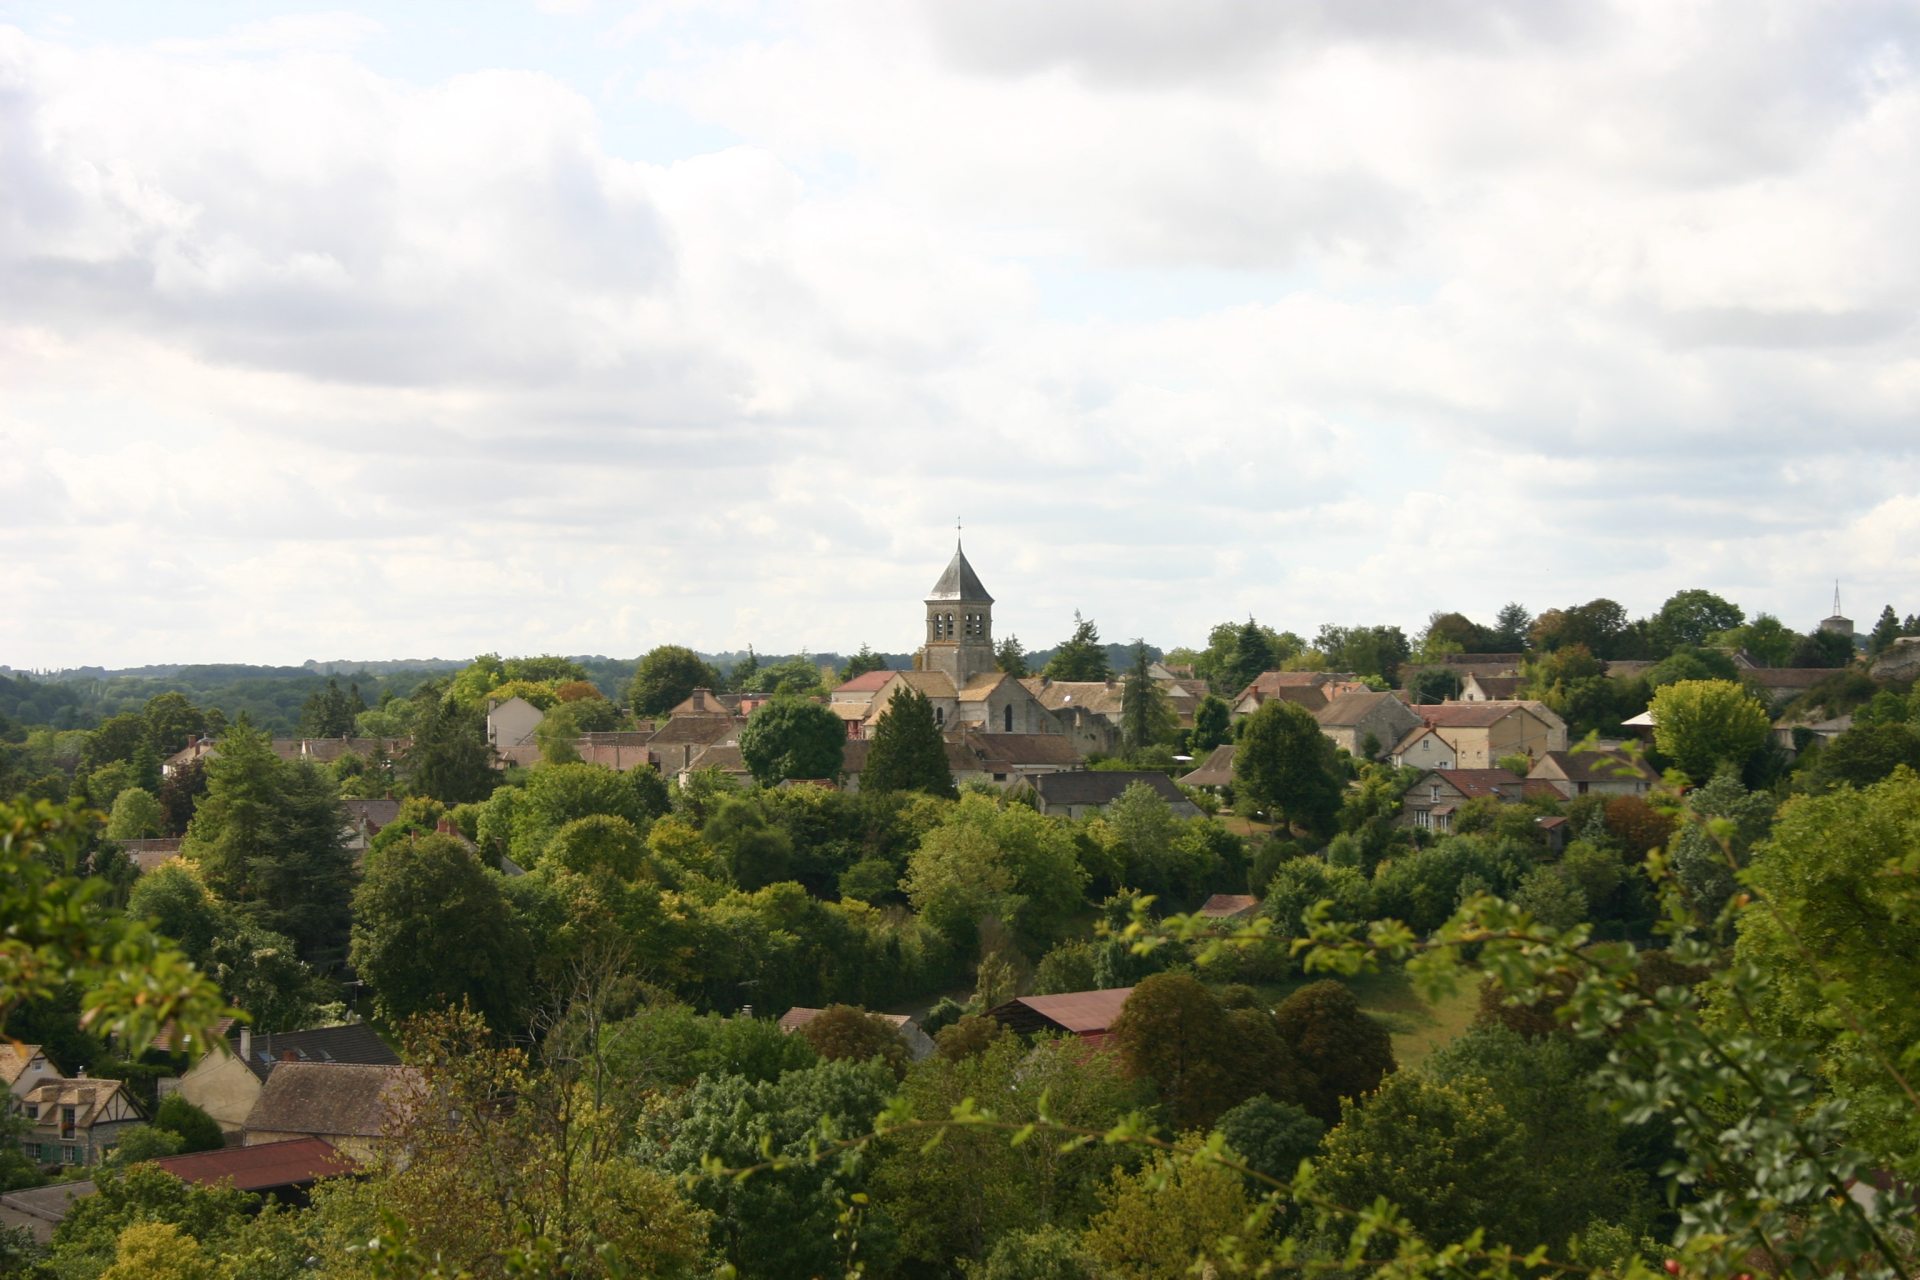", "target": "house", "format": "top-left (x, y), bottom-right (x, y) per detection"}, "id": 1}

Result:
top-left (777, 1008), bottom-right (936, 1062)
top-left (16, 1074), bottom-right (143, 1167)
top-left (1195, 894), bottom-right (1260, 921)
top-left (150, 1137), bottom-right (355, 1205)
top-left (1742, 668), bottom-right (1842, 710)
top-left (1527, 749), bottom-right (1657, 799)
top-left (170, 1024), bottom-right (401, 1139)
top-left (1, 1044), bottom-right (57, 1103)
top-left (117, 837), bottom-right (184, 874)
top-left (678, 743), bottom-right (754, 789)
top-left (0, 1180), bottom-right (97, 1244)
top-left (1399, 768), bottom-right (1549, 833)
top-left (648, 710), bottom-right (744, 774)
top-left (574, 731), bottom-right (659, 772)
top-left (1178, 744), bottom-right (1236, 792)
top-left (1399, 654), bottom-right (1526, 692)
top-left (485, 697), bottom-right (545, 753)
top-left (242, 1063), bottom-right (419, 1163)
top-left (1229, 671), bottom-right (1365, 720)
top-left (1390, 726), bottom-right (1458, 771)
top-left (1773, 712), bottom-right (1854, 755)
top-left (162, 735), bottom-right (219, 778)
top-left (987, 988), bottom-right (1133, 1044)
top-left (1027, 771), bottom-right (1201, 820)
top-left (947, 731), bottom-right (1085, 787)
top-left (1401, 701), bottom-right (1568, 769)
top-left (341, 798), bottom-right (403, 852)
top-left (1459, 673), bottom-right (1522, 702)
top-left (1313, 692), bottom-right (1420, 760)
